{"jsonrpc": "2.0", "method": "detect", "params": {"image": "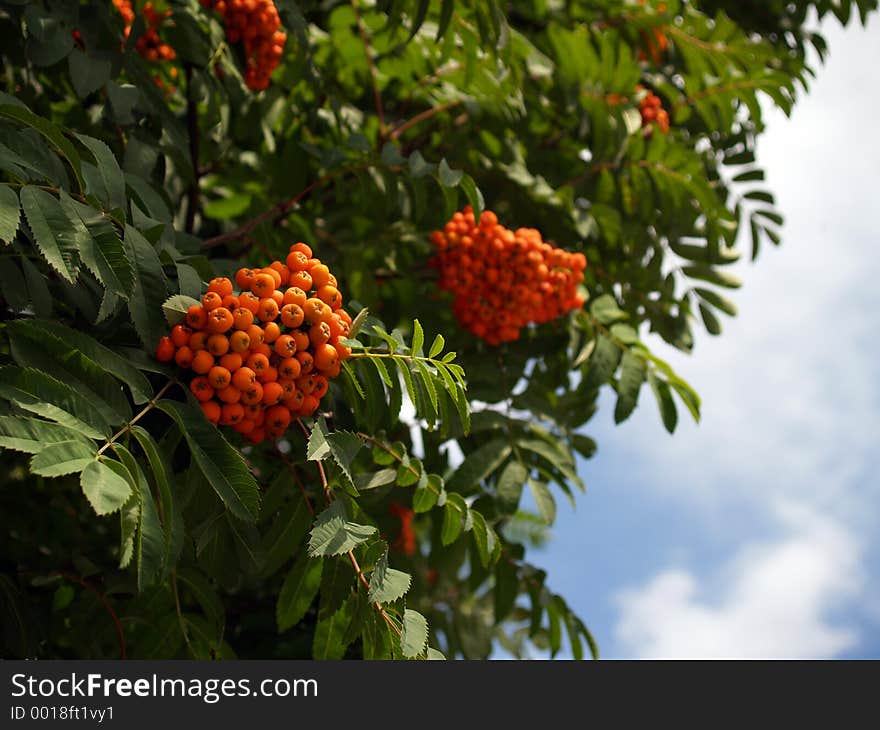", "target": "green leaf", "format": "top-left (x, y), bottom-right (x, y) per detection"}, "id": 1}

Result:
top-left (29, 440), bottom-right (95, 477)
top-left (0, 366), bottom-right (111, 439)
top-left (529, 479), bottom-right (556, 524)
top-left (428, 333), bottom-right (445, 358)
top-left (0, 416), bottom-right (92, 454)
top-left (470, 510), bottom-right (493, 568)
top-left (68, 49), bottom-right (111, 98)
top-left (0, 104), bottom-right (84, 190)
top-left (124, 225), bottom-right (168, 349)
top-left (459, 174), bottom-right (484, 220)
top-left (308, 501), bottom-right (376, 557)
top-left (354, 469), bottom-right (397, 490)
top-left (368, 549), bottom-right (412, 603)
top-left (699, 302), bottom-right (722, 335)
top-left (13, 319), bottom-right (152, 404)
top-left (401, 609), bottom-right (429, 658)
top-left (0, 185), bottom-right (20, 243)
top-left (81, 458), bottom-right (133, 516)
top-left (116, 445), bottom-right (163, 591)
top-left (157, 400), bottom-right (261, 523)
top-left (590, 294), bottom-right (627, 324)
top-left (71, 204), bottom-right (134, 298)
top-left (437, 158), bottom-right (463, 187)
top-left (442, 492), bottom-right (467, 545)
top-left (446, 439), bottom-right (511, 494)
top-left (413, 473), bottom-right (442, 513)
top-left (308, 417), bottom-right (364, 486)
top-left (75, 134), bottom-right (126, 211)
top-left (411, 319), bottom-right (425, 355)
top-left (614, 351), bottom-right (647, 424)
top-left (681, 265), bottom-right (742, 289)
top-left (312, 600), bottom-right (353, 660)
top-left (258, 491), bottom-right (312, 578)
top-left (19, 187), bottom-right (81, 283)
top-left (162, 294), bottom-right (201, 327)
top-left (496, 460), bottom-right (528, 515)
top-left (277, 553), bottom-right (323, 632)
top-left (694, 287), bottom-right (738, 316)
top-left (648, 371), bottom-right (678, 434)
